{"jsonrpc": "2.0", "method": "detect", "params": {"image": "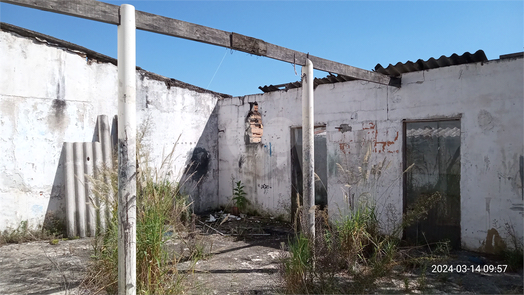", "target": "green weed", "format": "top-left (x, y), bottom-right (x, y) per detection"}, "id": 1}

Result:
top-left (0, 220), bottom-right (58, 245)
top-left (279, 142), bottom-right (449, 294)
top-left (232, 180), bottom-right (249, 213)
top-left (81, 119), bottom-right (200, 294)
top-left (501, 222), bottom-right (523, 271)
top-left (280, 232), bottom-right (315, 294)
